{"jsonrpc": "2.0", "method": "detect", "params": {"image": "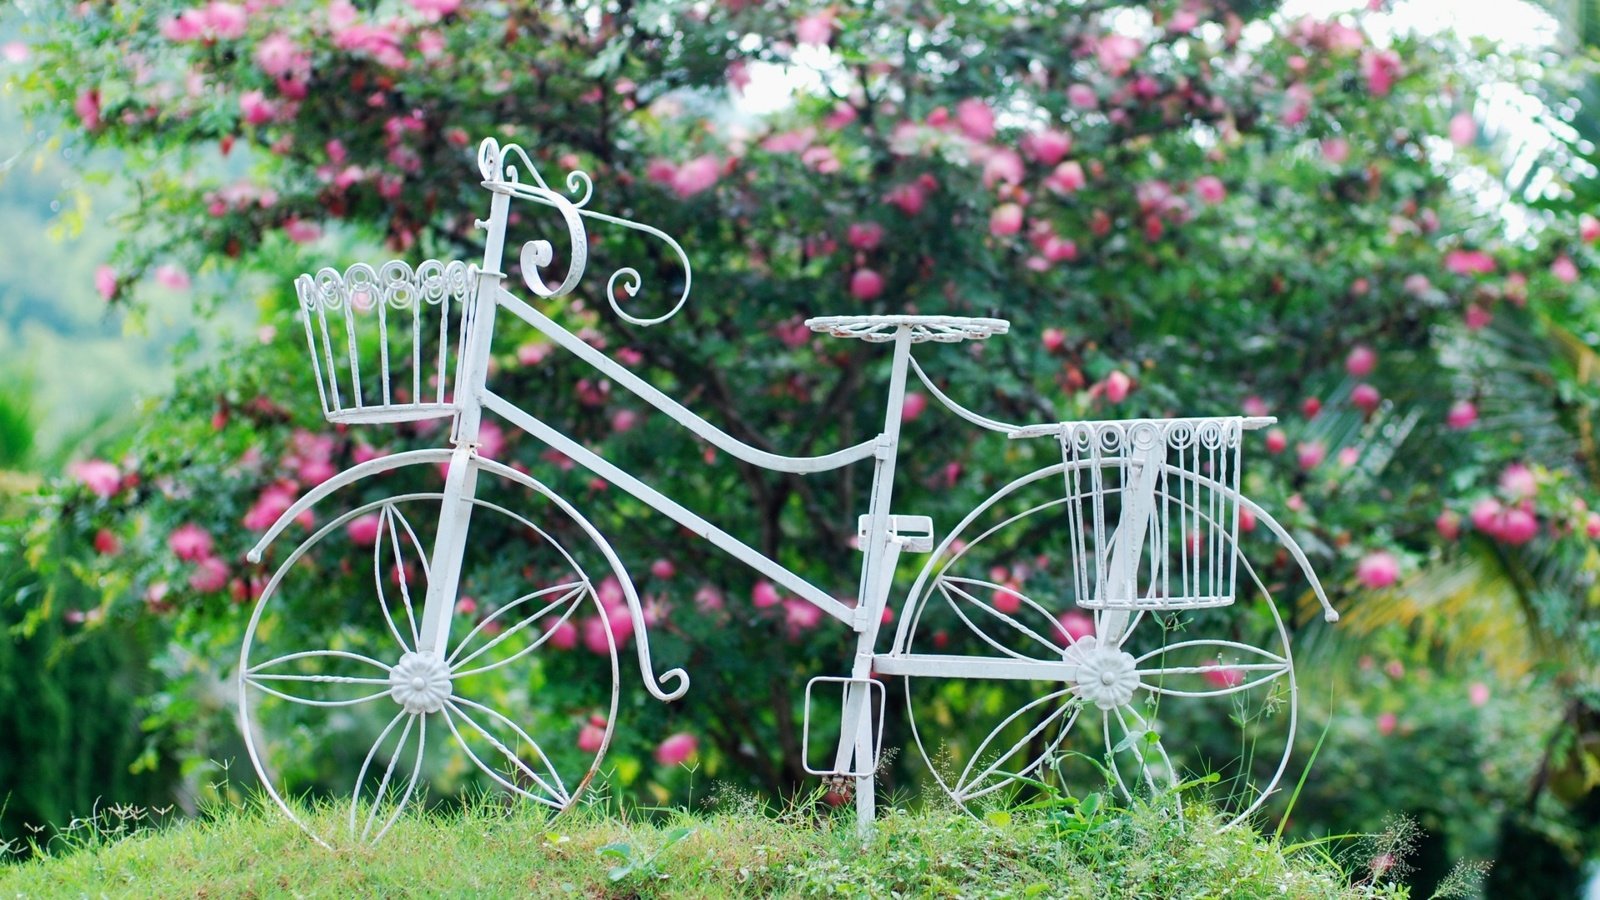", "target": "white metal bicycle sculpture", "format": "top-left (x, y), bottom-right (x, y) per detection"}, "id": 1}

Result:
top-left (237, 136), bottom-right (1339, 846)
